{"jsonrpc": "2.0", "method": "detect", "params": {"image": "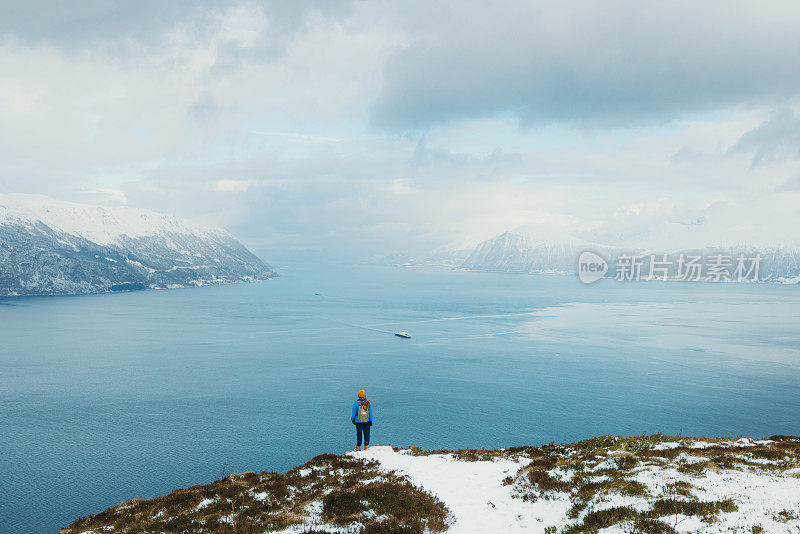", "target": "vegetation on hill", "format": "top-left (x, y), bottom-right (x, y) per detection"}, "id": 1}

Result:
top-left (61, 453), bottom-right (449, 534)
top-left (62, 434), bottom-right (800, 534)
